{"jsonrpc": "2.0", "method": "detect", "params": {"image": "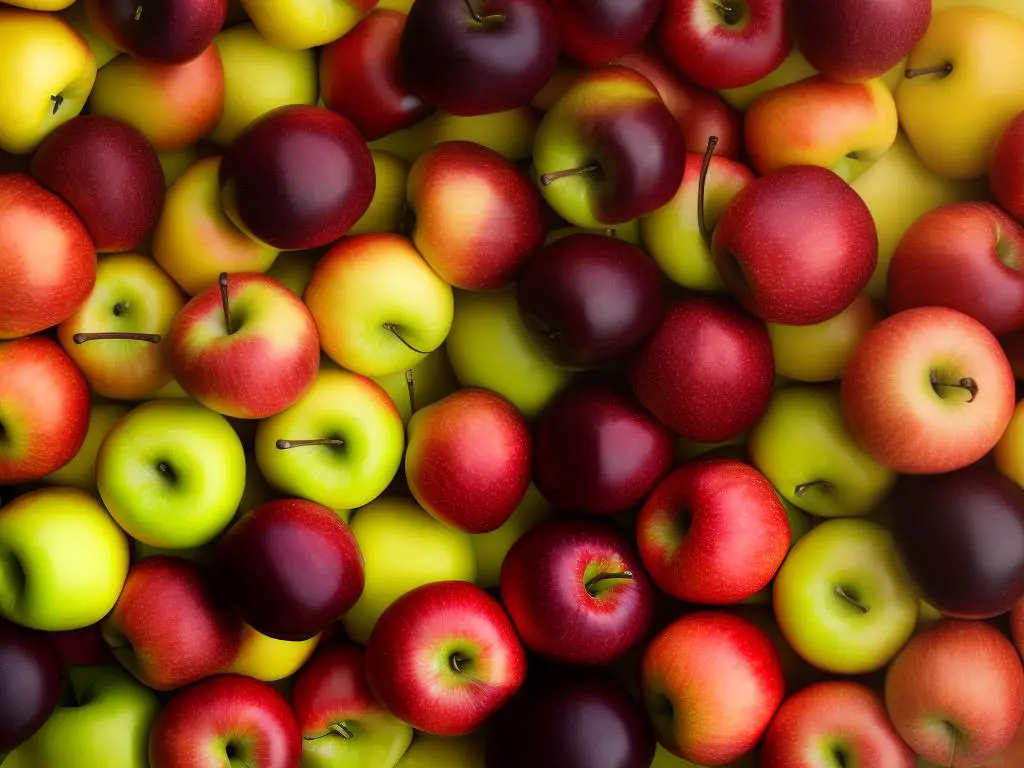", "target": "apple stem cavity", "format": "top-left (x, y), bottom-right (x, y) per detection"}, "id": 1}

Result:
top-left (49, 94), bottom-right (64, 116)
top-left (905, 63), bottom-right (954, 79)
top-left (462, 0), bottom-right (506, 25)
top-left (540, 163), bottom-right (601, 187)
top-left (929, 371), bottom-right (979, 403)
top-left (405, 369), bottom-right (417, 414)
top-left (384, 323), bottom-right (429, 354)
top-left (710, 0), bottom-right (744, 26)
top-left (72, 332), bottom-right (162, 344)
top-left (275, 438), bottom-right (346, 450)
top-left (794, 479), bottom-right (834, 498)
top-left (219, 273), bottom-right (234, 335)
top-left (585, 570), bottom-right (635, 596)
top-left (834, 585), bottom-right (869, 614)
top-left (697, 135), bottom-right (720, 243)
top-left (449, 653), bottom-right (471, 673)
